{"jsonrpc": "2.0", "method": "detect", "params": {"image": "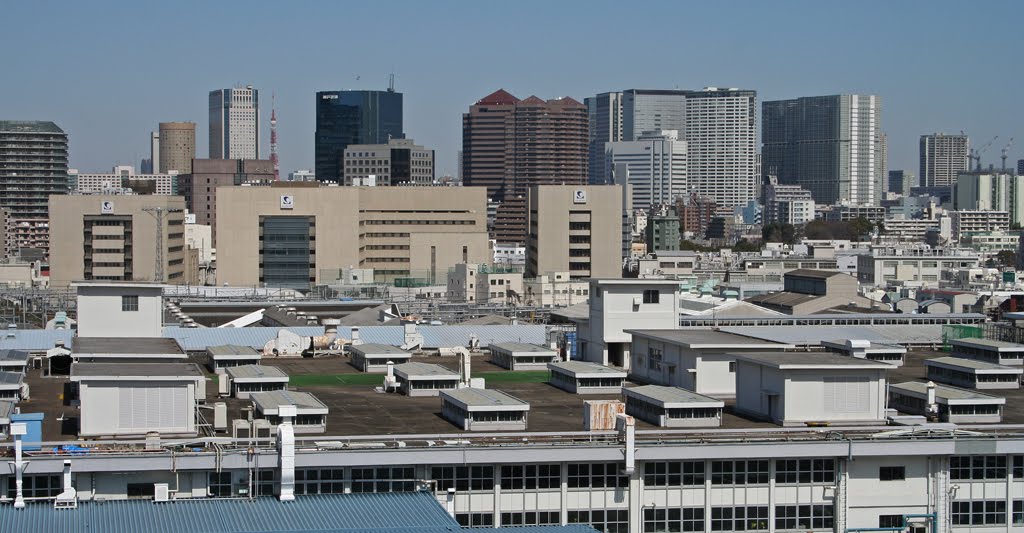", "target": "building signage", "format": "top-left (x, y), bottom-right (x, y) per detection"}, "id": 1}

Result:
top-left (100, 200), bottom-right (114, 214)
top-left (573, 189), bottom-right (587, 204)
top-left (280, 195), bottom-right (294, 210)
